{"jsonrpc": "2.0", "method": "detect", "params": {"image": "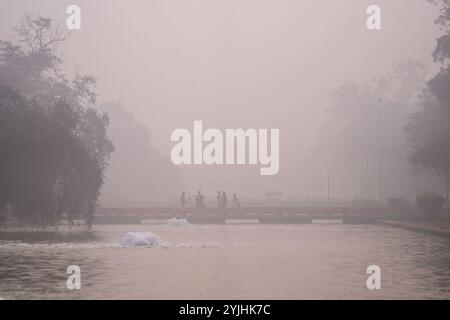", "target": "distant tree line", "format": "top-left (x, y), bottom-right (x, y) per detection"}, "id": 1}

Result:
top-left (406, 0), bottom-right (450, 203)
top-left (297, 60), bottom-right (431, 200)
top-left (0, 14), bottom-right (113, 228)
top-left (97, 102), bottom-right (184, 206)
